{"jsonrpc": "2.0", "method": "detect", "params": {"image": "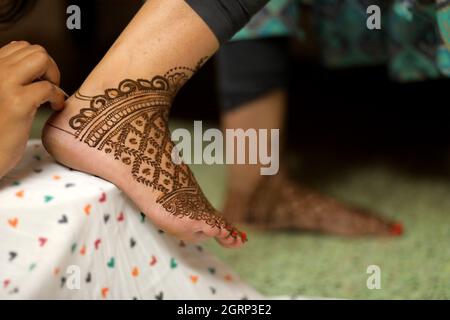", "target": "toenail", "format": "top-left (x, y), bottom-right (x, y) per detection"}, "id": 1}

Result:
top-left (390, 222), bottom-right (403, 236)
